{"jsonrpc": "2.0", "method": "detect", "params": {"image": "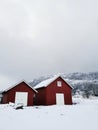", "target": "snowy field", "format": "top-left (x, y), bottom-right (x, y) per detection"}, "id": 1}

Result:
top-left (0, 97), bottom-right (98, 130)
